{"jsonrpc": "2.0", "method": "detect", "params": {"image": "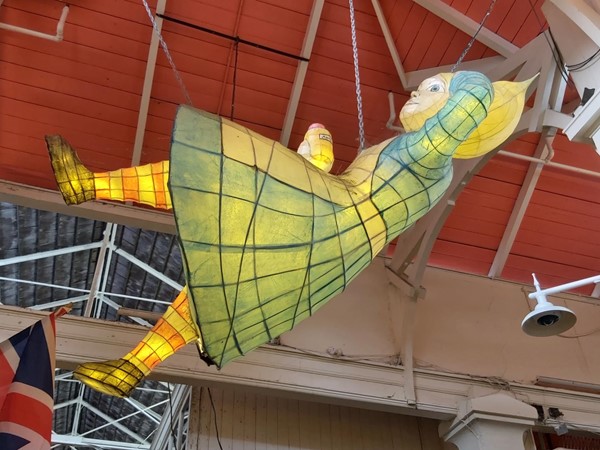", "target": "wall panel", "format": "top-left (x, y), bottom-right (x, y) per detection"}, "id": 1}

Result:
top-left (188, 386), bottom-right (444, 450)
